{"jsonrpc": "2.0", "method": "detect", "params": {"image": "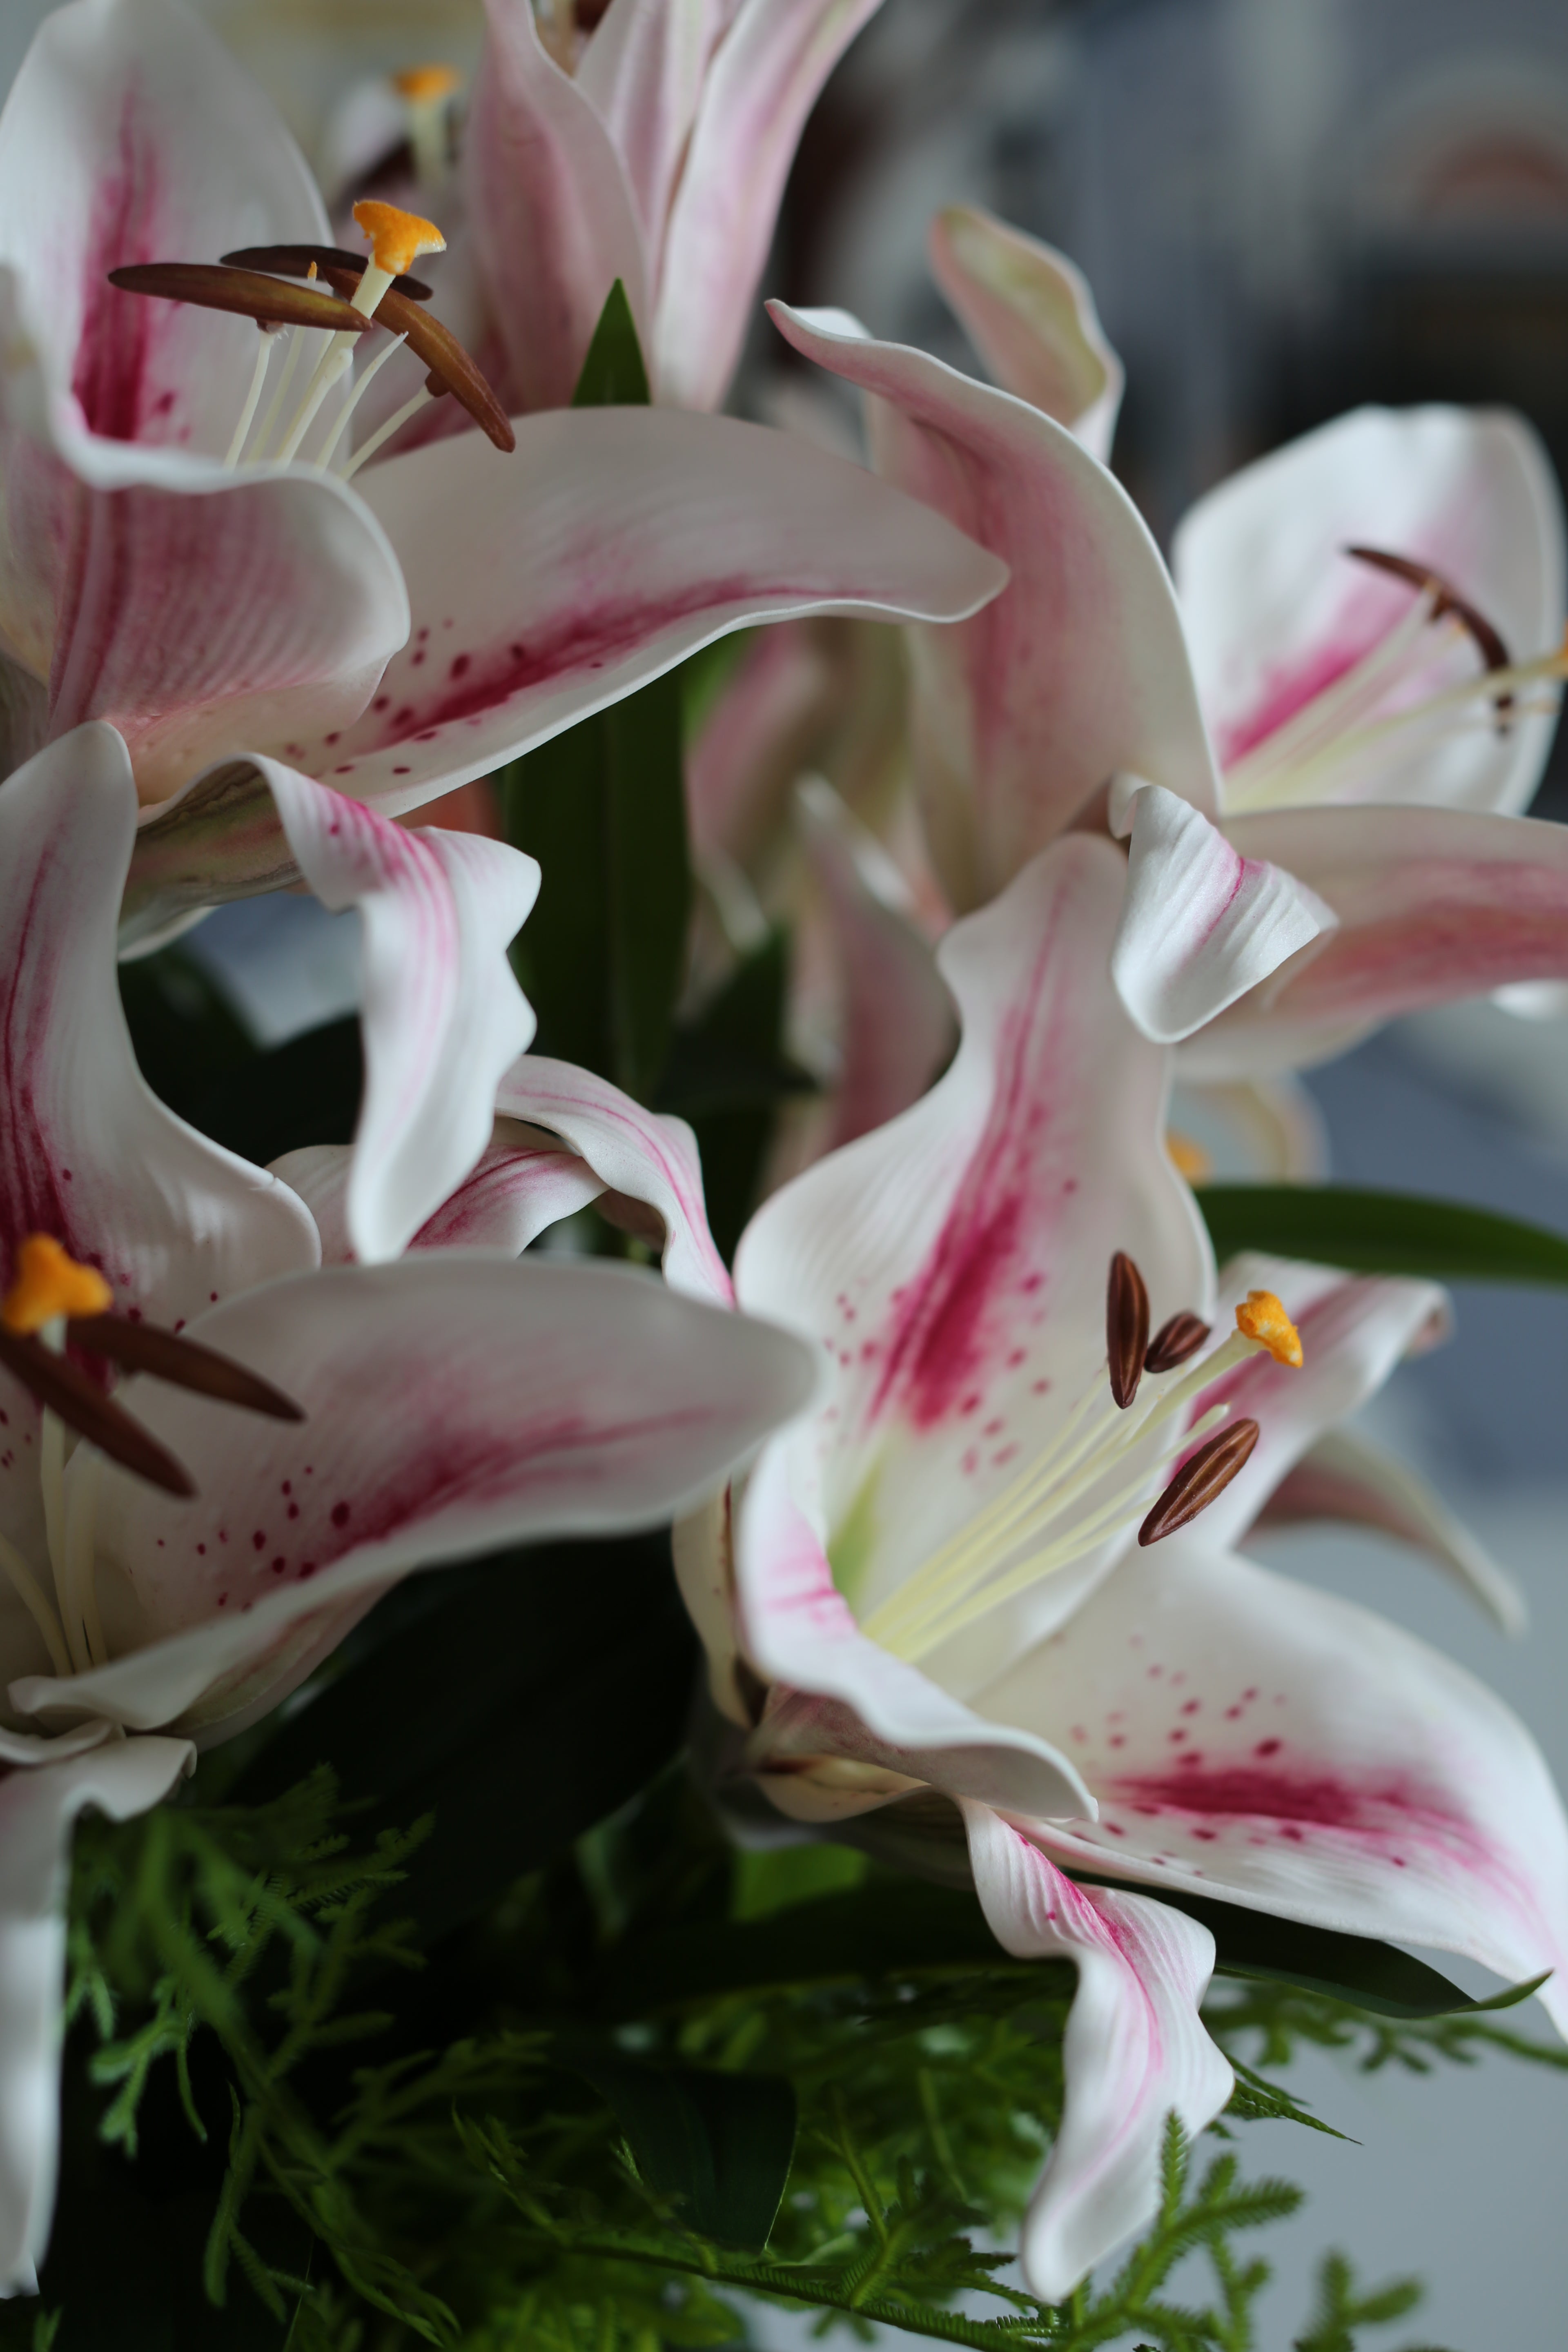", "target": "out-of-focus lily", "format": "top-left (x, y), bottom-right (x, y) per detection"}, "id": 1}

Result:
top-left (479, 833), bottom-right (1564, 2298)
top-left (0, 0), bottom-right (1004, 924)
top-left (0, 722), bottom-right (816, 2296)
top-left (764, 218), bottom-right (1568, 1079)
